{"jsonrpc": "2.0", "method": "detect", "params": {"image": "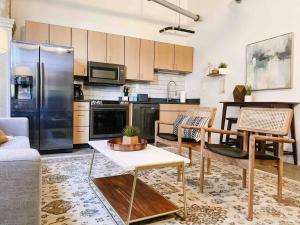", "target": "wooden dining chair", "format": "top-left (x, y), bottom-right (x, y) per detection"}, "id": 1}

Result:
top-left (155, 107), bottom-right (216, 168)
top-left (199, 108), bottom-right (294, 220)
